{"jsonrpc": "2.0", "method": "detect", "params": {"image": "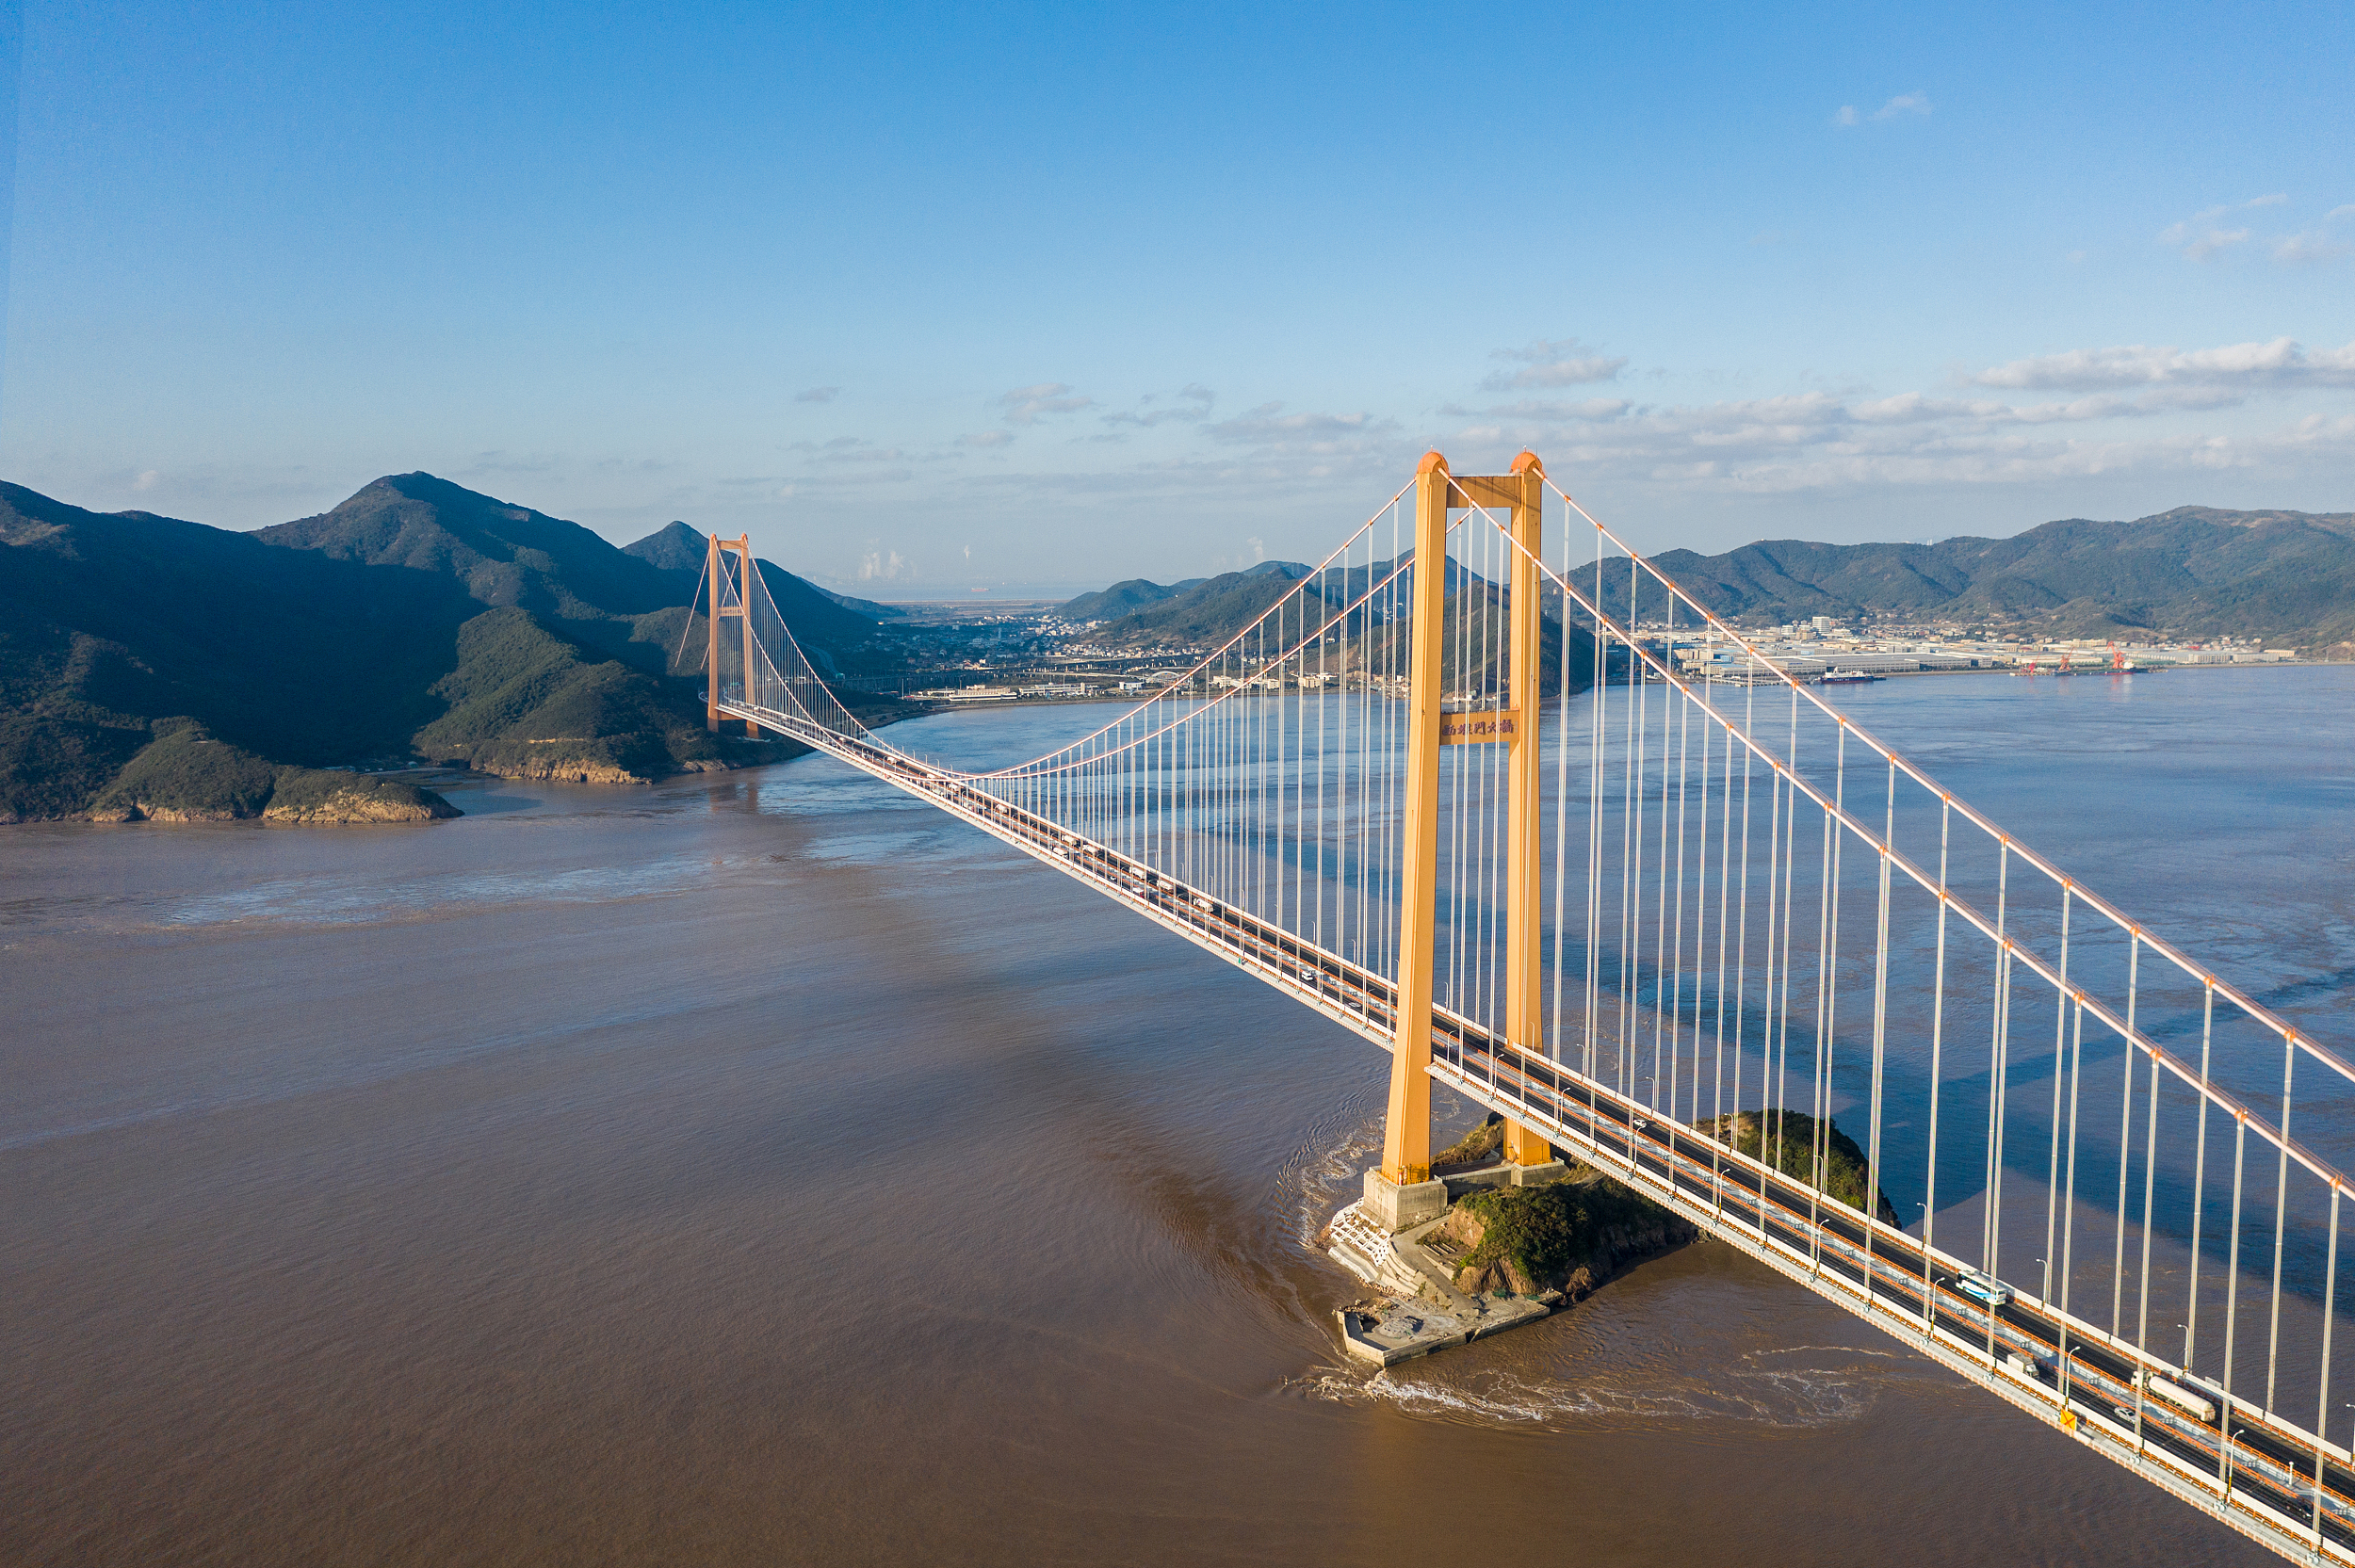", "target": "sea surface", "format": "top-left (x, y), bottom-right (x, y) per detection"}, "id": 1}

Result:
top-left (6, 667), bottom-right (2351, 1567)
